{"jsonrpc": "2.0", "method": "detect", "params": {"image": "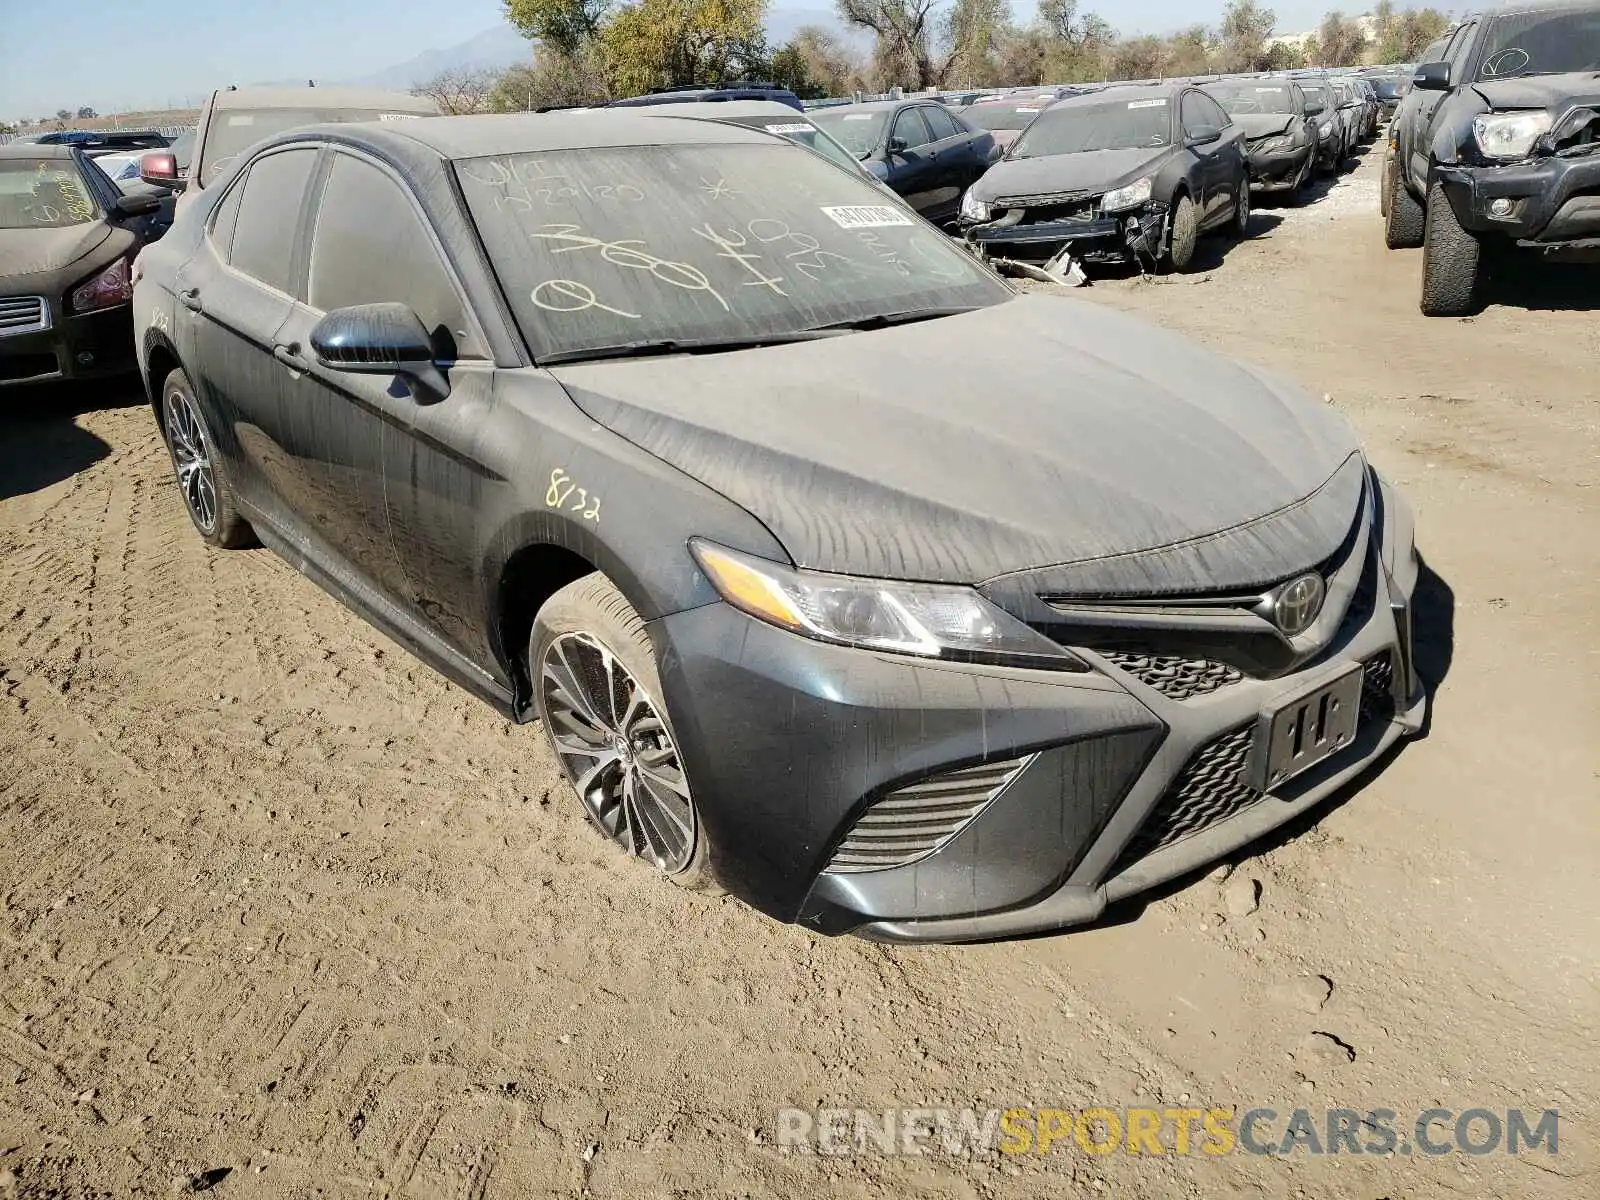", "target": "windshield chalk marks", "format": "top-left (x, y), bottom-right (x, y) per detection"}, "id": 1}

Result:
top-left (700, 177), bottom-right (740, 200)
top-left (531, 279), bottom-right (641, 319)
top-left (690, 225), bottom-right (788, 296)
top-left (530, 224), bottom-right (730, 311)
top-left (746, 218), bottom-right (855, 281)
top-left (460, 158), bottom-right (645, 209)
